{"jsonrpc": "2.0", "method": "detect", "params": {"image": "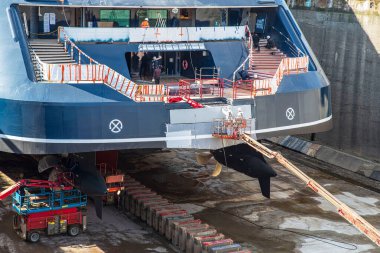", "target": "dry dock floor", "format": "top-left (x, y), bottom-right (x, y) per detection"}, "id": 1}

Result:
top-left (1, 143), bottom-right (380, 253)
